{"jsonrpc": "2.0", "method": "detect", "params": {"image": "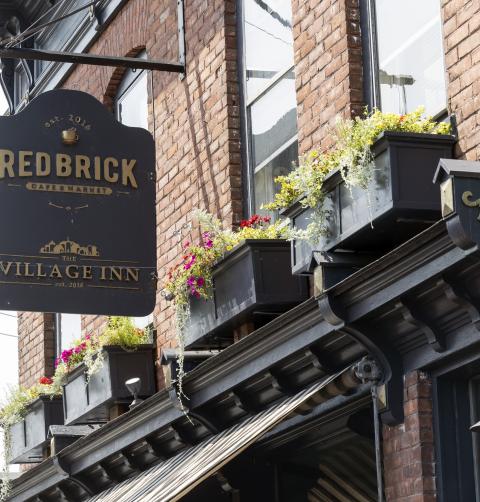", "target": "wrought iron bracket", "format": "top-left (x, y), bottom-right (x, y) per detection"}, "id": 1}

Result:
top-left (318, 293), bottom-right (404, 424)
top-left (0, 47), bottom-right (185, 73)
